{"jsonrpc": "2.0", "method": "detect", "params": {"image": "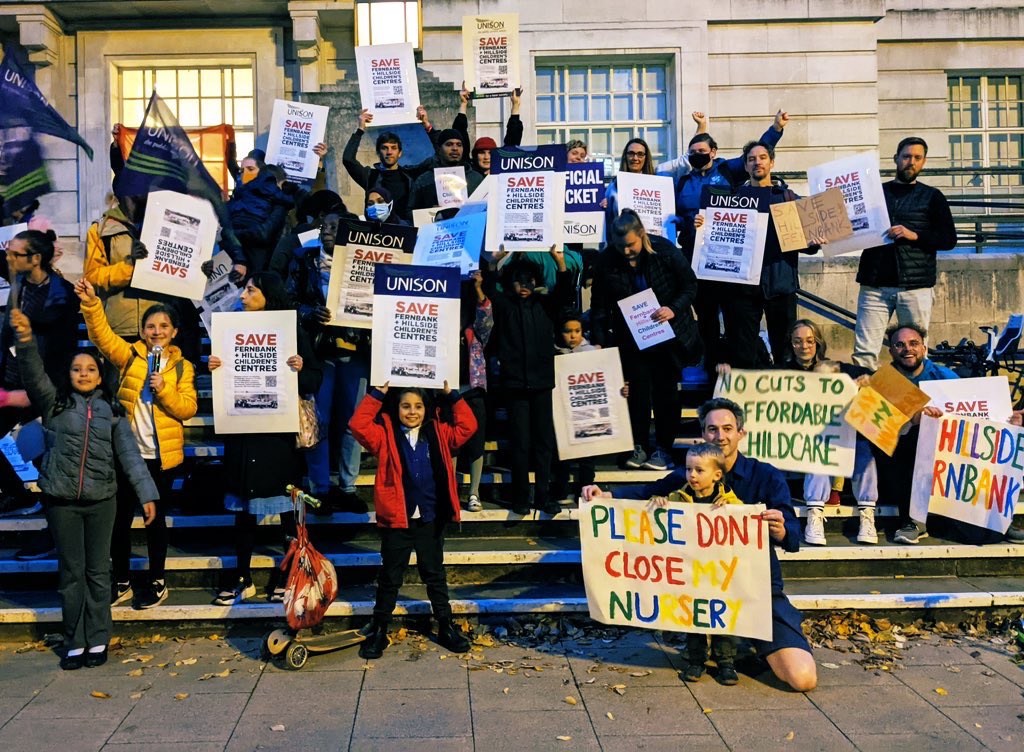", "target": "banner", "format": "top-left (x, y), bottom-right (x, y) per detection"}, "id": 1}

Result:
top-left (615, 172), bottom-right (674, 239)
top-left (910, 414), bottom-right (1021, 534)
top-left (692, 187), bottom-right (771, 285)
top-left (133, 190), bottom-right (218, 300)
top-left (580, 500), bottom-right (772, 639)
top-left (714, 369), bottom-right (858, 475)
top-left (486, 171), bottom-right (564, 251)
top-left (265, 99), bottom-right (329, 181)
top-left (326, 220), bottom-right (416, 329)
top-left (843, 365), bottom-right (930, 455)
top-left (563, 162), bottom-right (606, 245)
top-left (115, 123), bottom-right (235, 196)
top-left (0, 125), bottom-right (51, 219)
top-left (412, 212), bottom-right (484, 276)
top-left (553, 347), bottom-right (633, 460)
top-left (370, 264), bottom-right (460, 389)
top-left (462, 13), bottom-right (520, 98)
top-left (490, 145), bottom-right (567, 175)
top-left (355, 43), bottom-right (421, 127)
top-left (807, 152), bottom-right (892, 256)
top-left (920, 376), bottom-right (1013, 424)
top-left (211, 310), bottom-right (298, 434)
top-left (0, 223), bottom-right (26, 307)
top-left (768, 188), bottom-right (854, 253)
top-left (193, 250), bottom-right (241, 333)
top-left (433, 166), bottom-right (468, 209)
top-left (616, 289), bottom-right (674, 351)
